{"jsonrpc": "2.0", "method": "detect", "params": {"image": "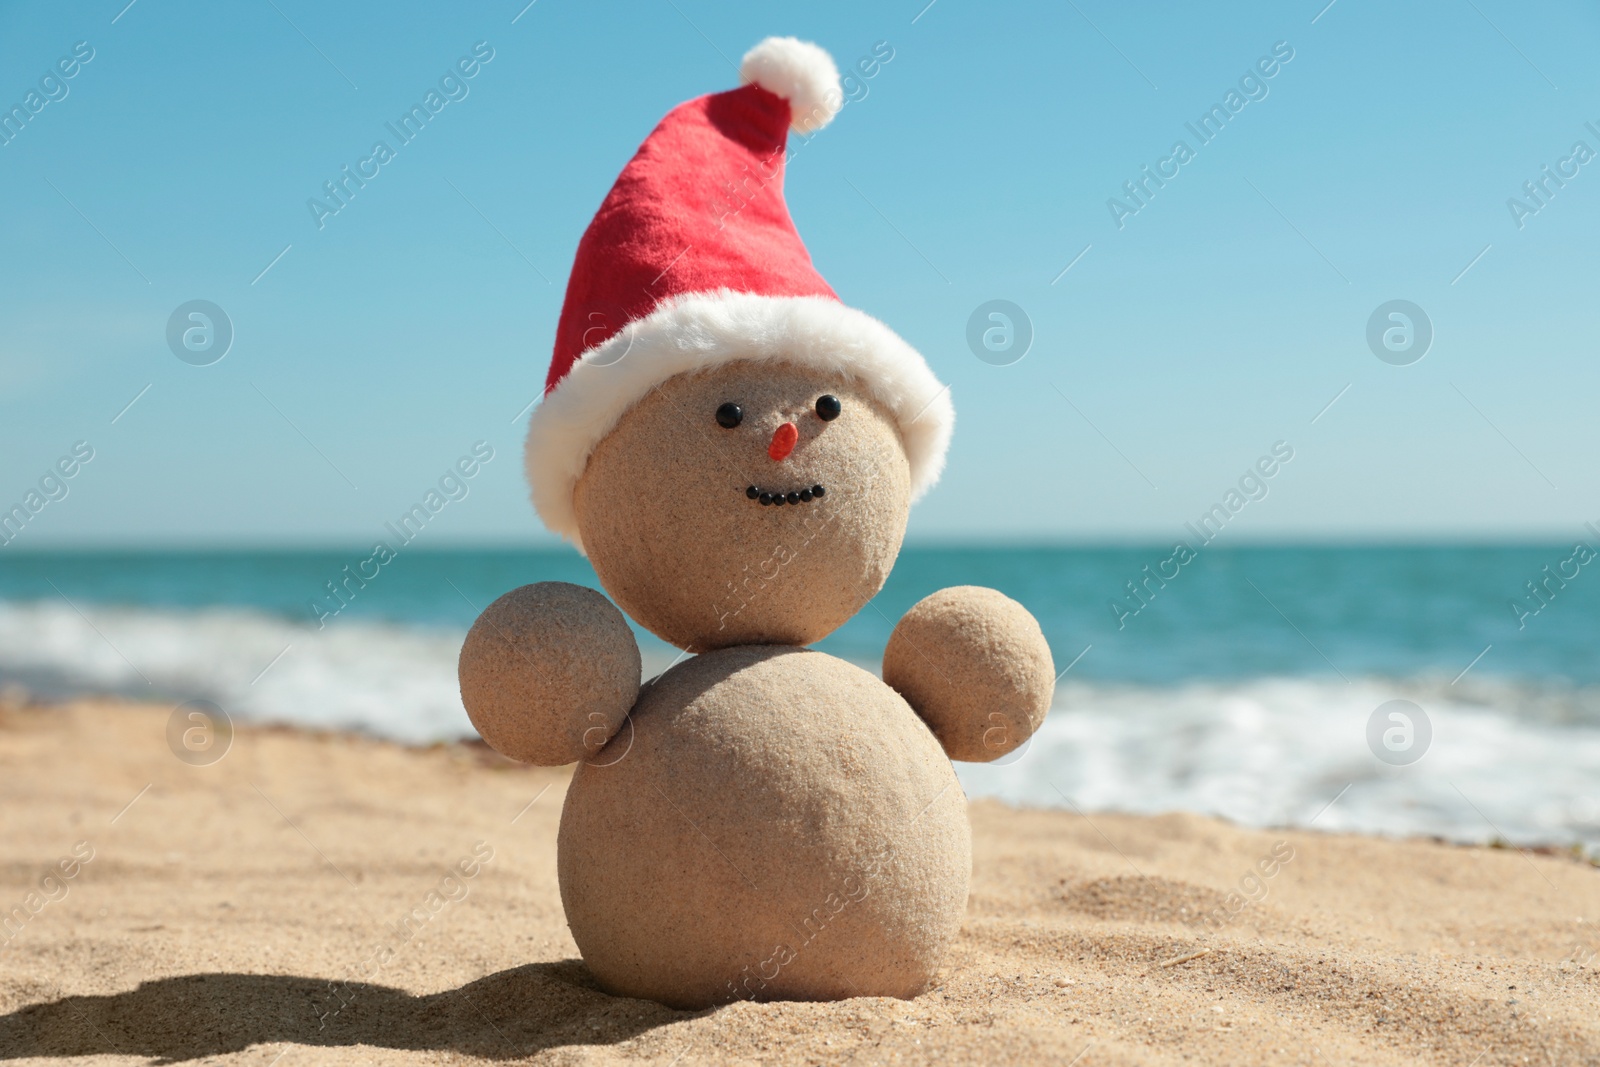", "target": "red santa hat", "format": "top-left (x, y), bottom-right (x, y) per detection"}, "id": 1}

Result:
top-left (525, 36), bottom-right (954, 549)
